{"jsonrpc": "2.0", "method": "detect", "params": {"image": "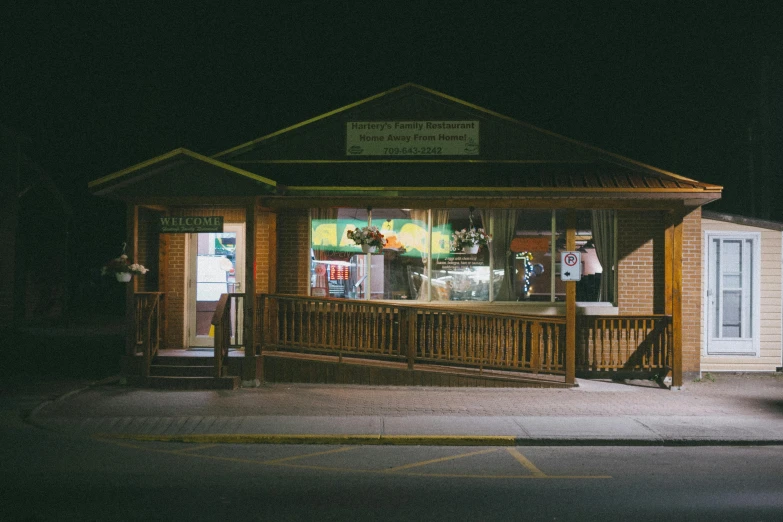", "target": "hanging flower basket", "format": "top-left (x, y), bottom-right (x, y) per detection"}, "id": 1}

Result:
top-left (347, 226), bottom-right (387, 253)
top-left (102, 252), bottom-right (150, 282)
top-left (451, 228), bottom-right (491, 253)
